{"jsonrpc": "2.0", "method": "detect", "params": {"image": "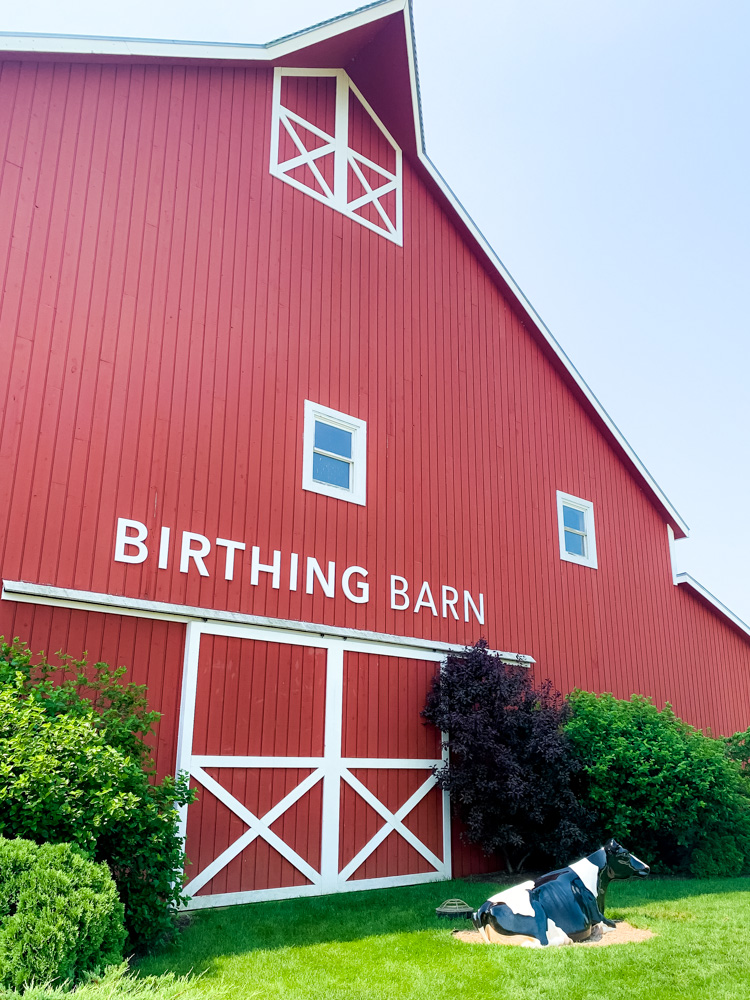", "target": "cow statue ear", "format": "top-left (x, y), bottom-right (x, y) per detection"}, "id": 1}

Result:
top-left (604, 838), bottom-right (617, 851)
